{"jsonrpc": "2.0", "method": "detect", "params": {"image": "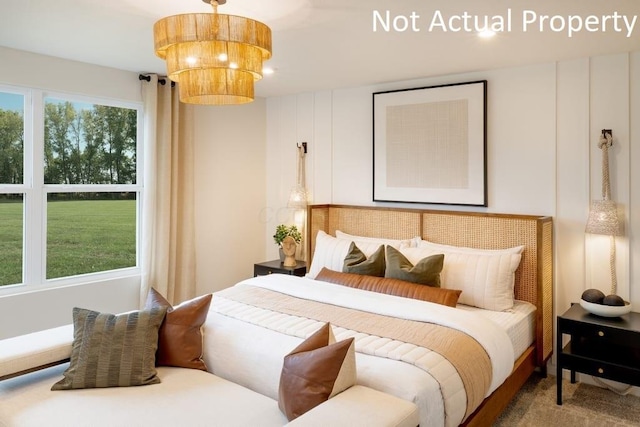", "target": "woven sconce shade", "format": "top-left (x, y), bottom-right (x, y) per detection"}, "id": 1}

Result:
top-left (585, 200), bottom-right (621, 236)
top-left (153, 1), bottom-right (272, 105)
top-left (287, 144), bottom-right (308, 209)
